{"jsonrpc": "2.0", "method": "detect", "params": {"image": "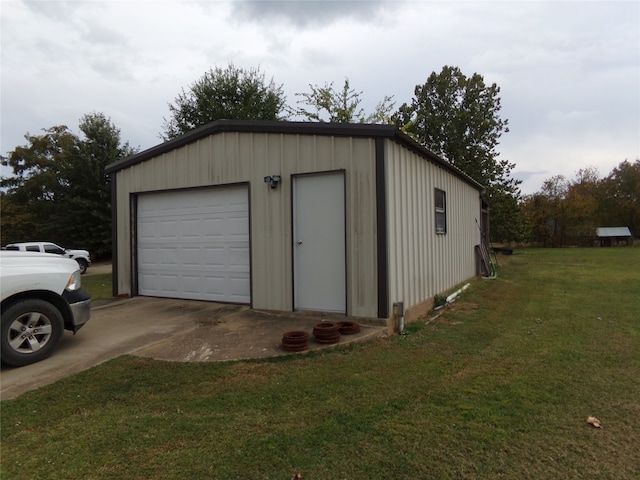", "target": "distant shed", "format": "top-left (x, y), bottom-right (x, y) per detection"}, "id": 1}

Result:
top-left (596, 227), bottom-right (633, 247)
